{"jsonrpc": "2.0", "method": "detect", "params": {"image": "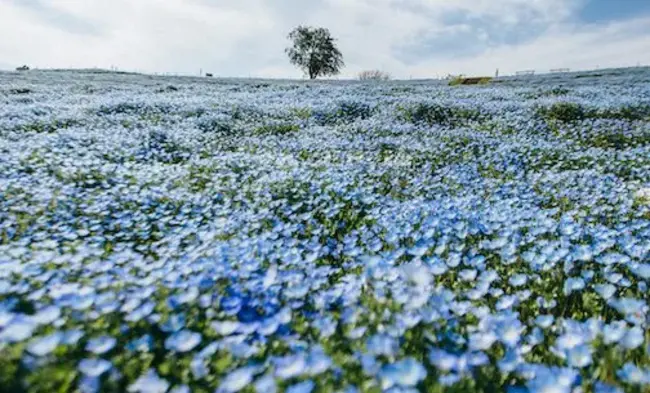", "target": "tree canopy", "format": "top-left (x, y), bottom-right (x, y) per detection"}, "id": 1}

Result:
top-left (285, 26), bottom-right (344, 80)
